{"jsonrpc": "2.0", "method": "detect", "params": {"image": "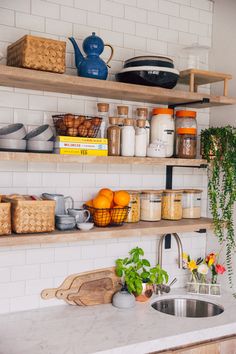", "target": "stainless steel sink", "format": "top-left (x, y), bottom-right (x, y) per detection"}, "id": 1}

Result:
top-left (151, 298), bottom-right (224, 318)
